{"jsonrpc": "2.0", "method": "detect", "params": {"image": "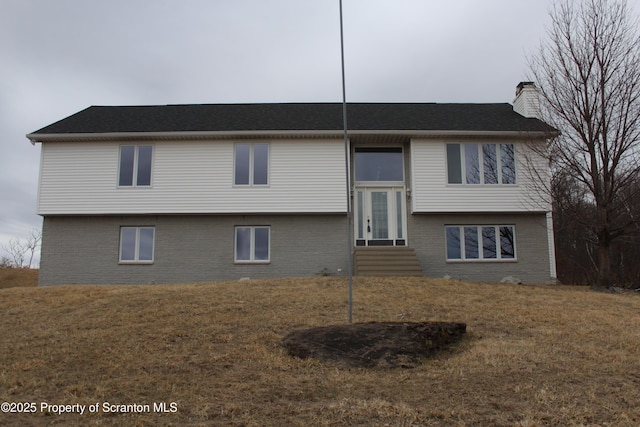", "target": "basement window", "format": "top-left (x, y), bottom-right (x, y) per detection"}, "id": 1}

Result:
top-left (446, 225), bottom-right (516, 261)
top-left (235, 226), bottom-right (270, 263)
top-left (119, 227), bottom-right (155, 263)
